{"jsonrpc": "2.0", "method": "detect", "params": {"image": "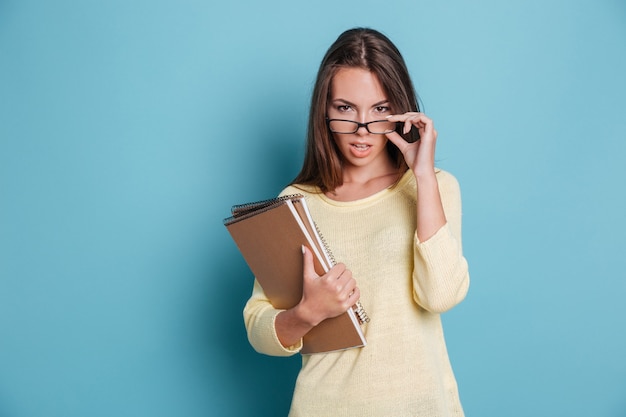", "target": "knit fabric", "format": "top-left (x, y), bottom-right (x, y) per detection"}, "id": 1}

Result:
top-left (243, 169), bottom-right (470, 417)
